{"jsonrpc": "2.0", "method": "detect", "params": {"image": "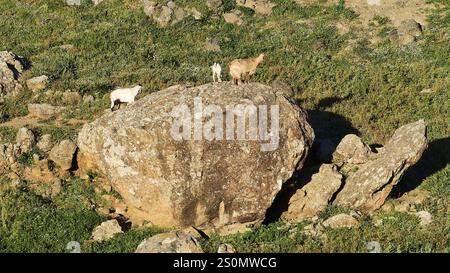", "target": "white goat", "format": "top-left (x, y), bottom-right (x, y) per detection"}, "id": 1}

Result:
top-left (110, 85), bottom-right (142, 112)
top-left (210, 63), bottom-right (222, 83)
